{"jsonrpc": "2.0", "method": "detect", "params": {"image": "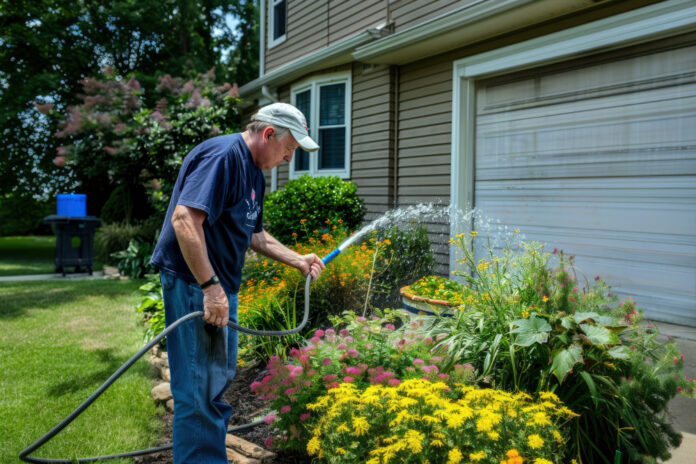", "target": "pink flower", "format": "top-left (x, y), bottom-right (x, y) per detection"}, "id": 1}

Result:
top-left (284, 387), bottom-right (296, 395)
top-left (356, 316), bottom-right (367, 323)
top-left (250, 381), bottom-right (261, 392)
top-left (339, 329), bottom-right (350, 337)
top-left (266, 393), bottom-right (277, 400)
top-left (385, 324), bottom-right (395, 331)
top-left (343, 376), bottom-right (354, 383)
top-left (325, 328), bottom-right (336, 336)
top-left (328, 382), bottom-right (340, 389)
top-left (310, 336), bottom-right (321, 344)
top-left (323, 374), bottom-right (337, 382)
top-left (388, 379), bottom-right (401, 386)
top-left (300, 413), bottom-right (311, 421)
top-left (345, 366), bottom-right (362, 376)
top-left (303, 380), bottom-right (312, 387)
top-left (315, 329), bottom-right (325, 338)
top-left (280, 405), bottom-right (291, 414)
top-left (337, 343), bottom-right (347, 350)
top-left (264, 436), bottom-right (274, 448)
top-left (412, 358), bottom-right (425, 366)
top-left (347, 348), bottom-right (359, 358)
top-left (437, 373), bottom-right (450, 380)
top-left (264, 413), bottom-right (276, 424)
top-left (322, 357), bottom-right (332, 365)
top-left (53, 156), bottom-right (66, 167)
